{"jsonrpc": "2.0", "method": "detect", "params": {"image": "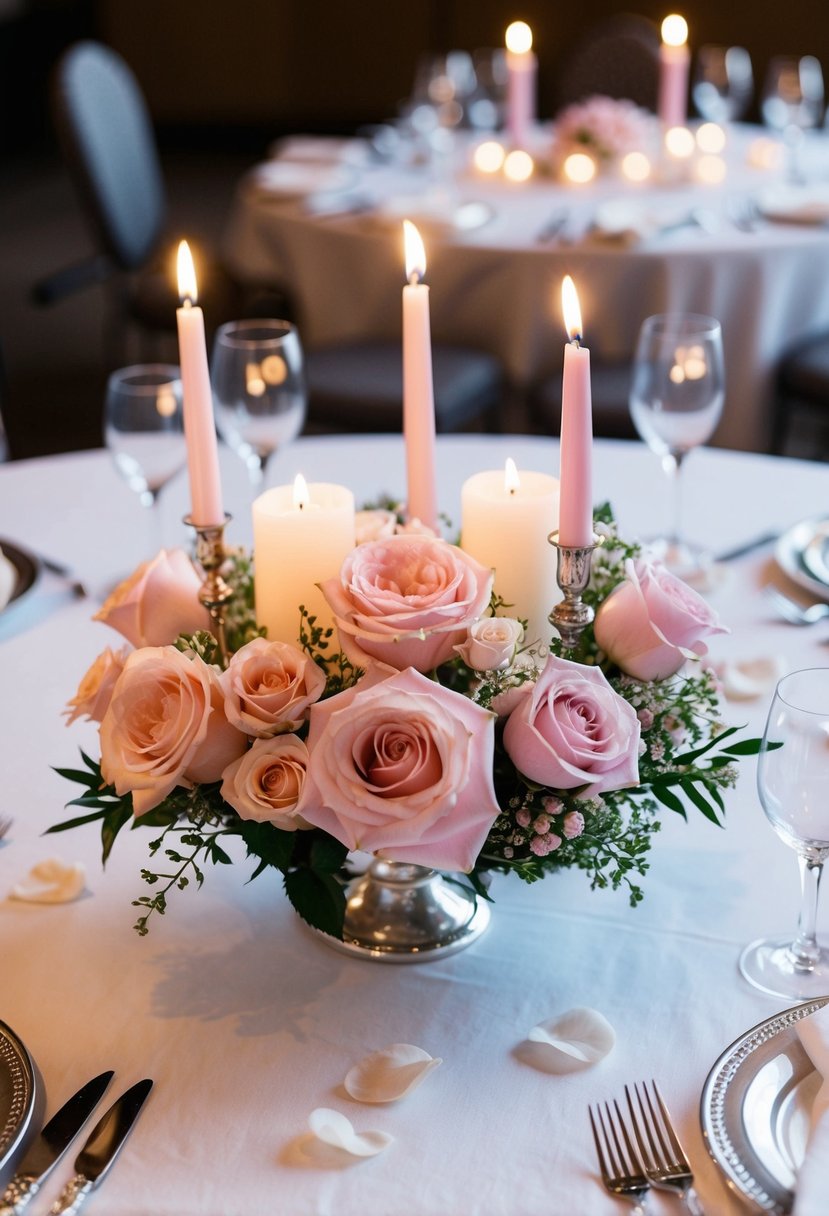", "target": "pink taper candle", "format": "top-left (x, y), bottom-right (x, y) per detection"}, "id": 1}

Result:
top-left (658, 14), bottom-right (690, 128)
top-left (558, 276), bottom-right (593, 547)
top-left (402, 220), bottom-right (438, 531)
top-left (505, 21), bottom-right (537, 148)
top-left (176, 240), bottom-right (224, 527)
